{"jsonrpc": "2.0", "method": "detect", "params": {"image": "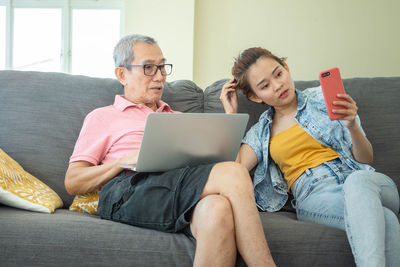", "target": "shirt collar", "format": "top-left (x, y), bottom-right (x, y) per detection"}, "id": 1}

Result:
top-left (113, 95), bottom-right (173, 112)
